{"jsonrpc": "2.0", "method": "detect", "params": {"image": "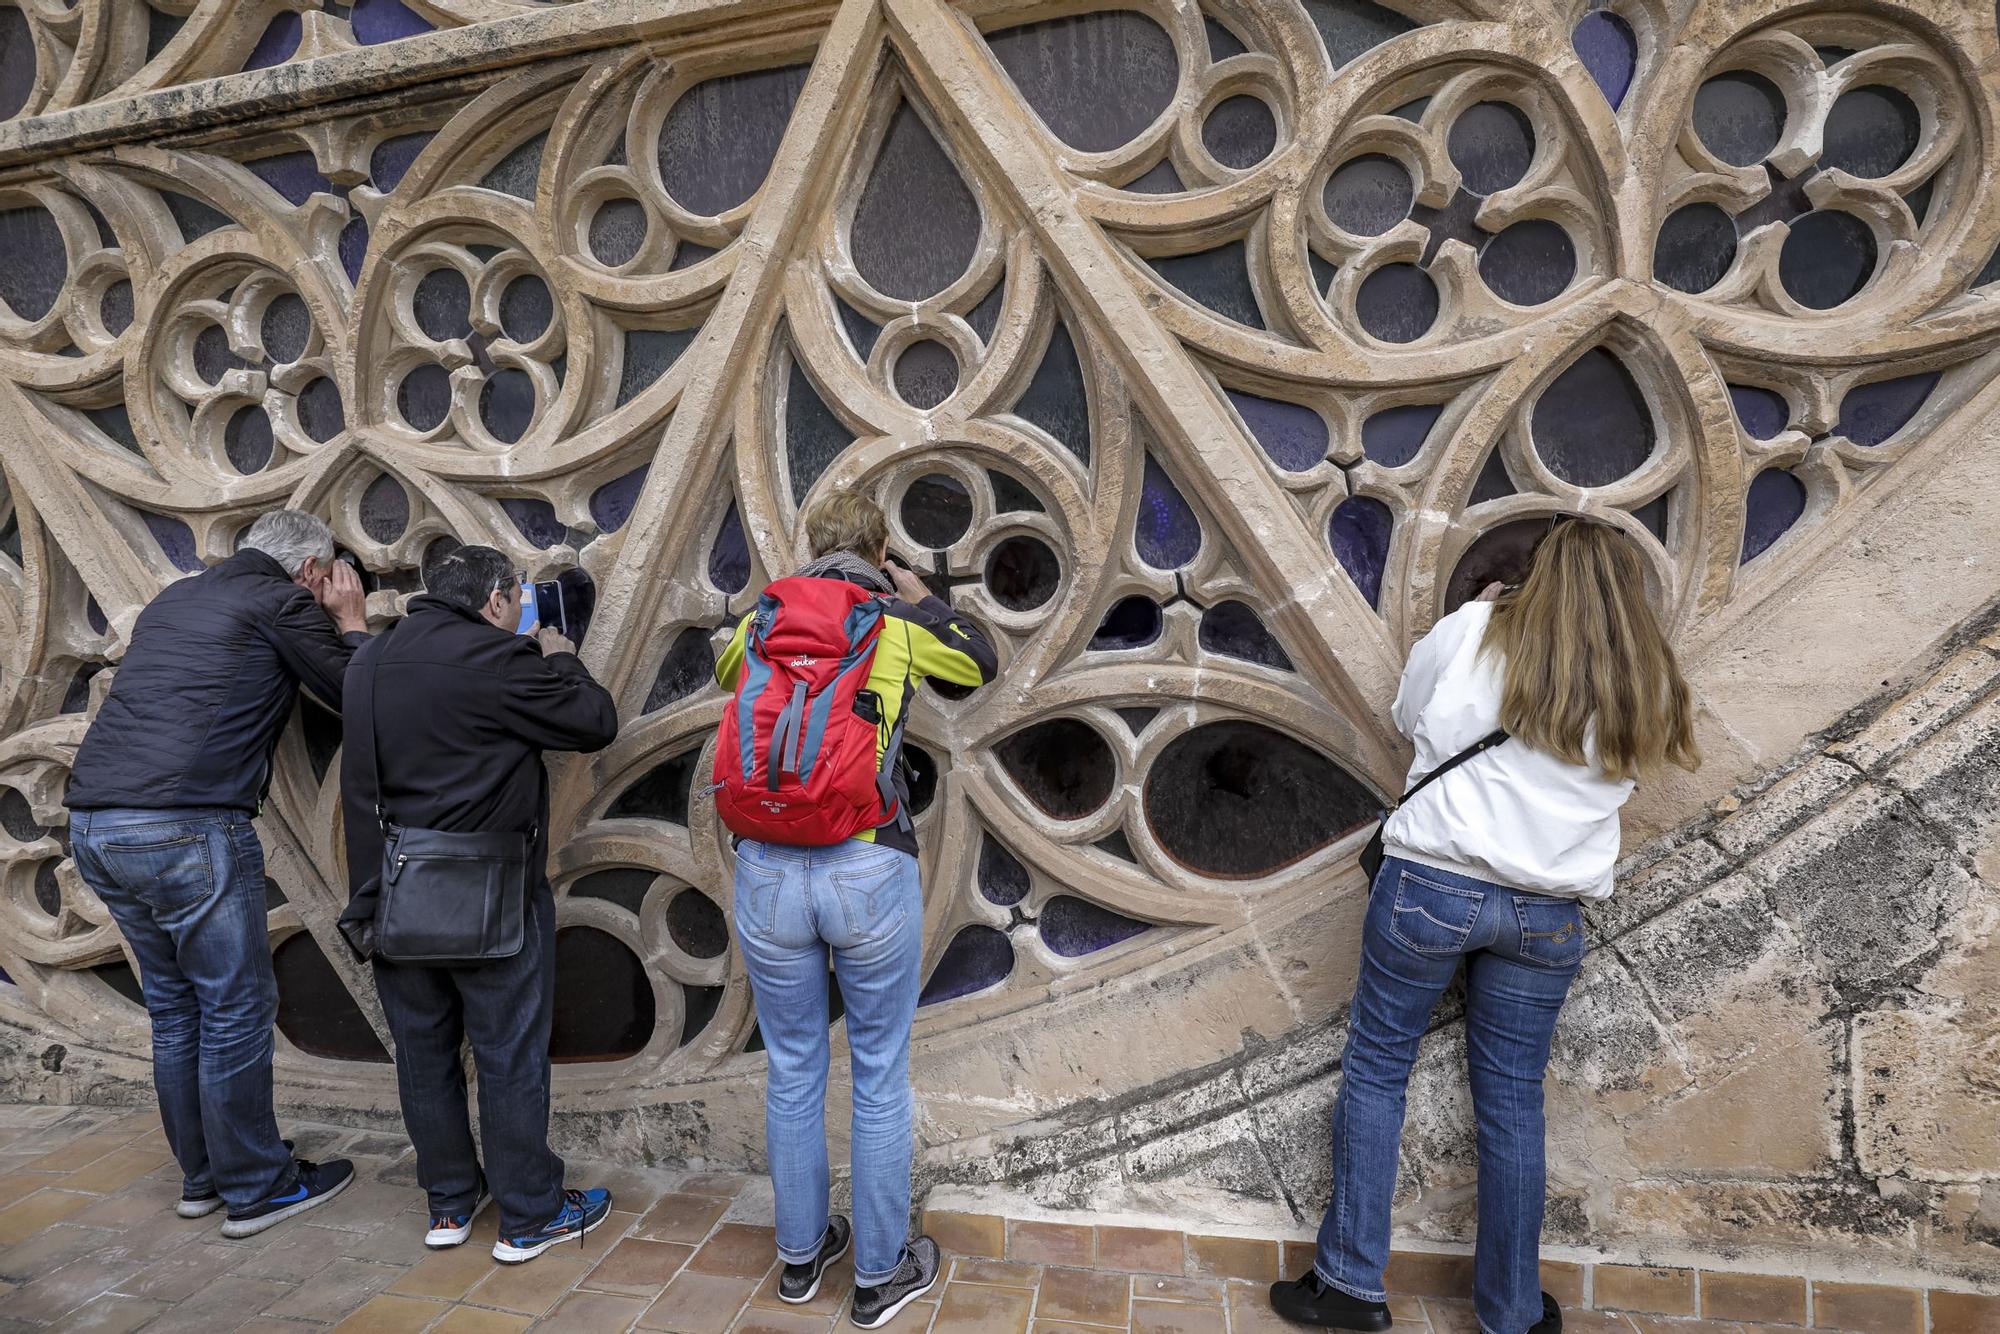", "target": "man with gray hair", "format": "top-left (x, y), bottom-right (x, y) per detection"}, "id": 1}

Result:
top-left (67, 508), bottom-right (370, 1236)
